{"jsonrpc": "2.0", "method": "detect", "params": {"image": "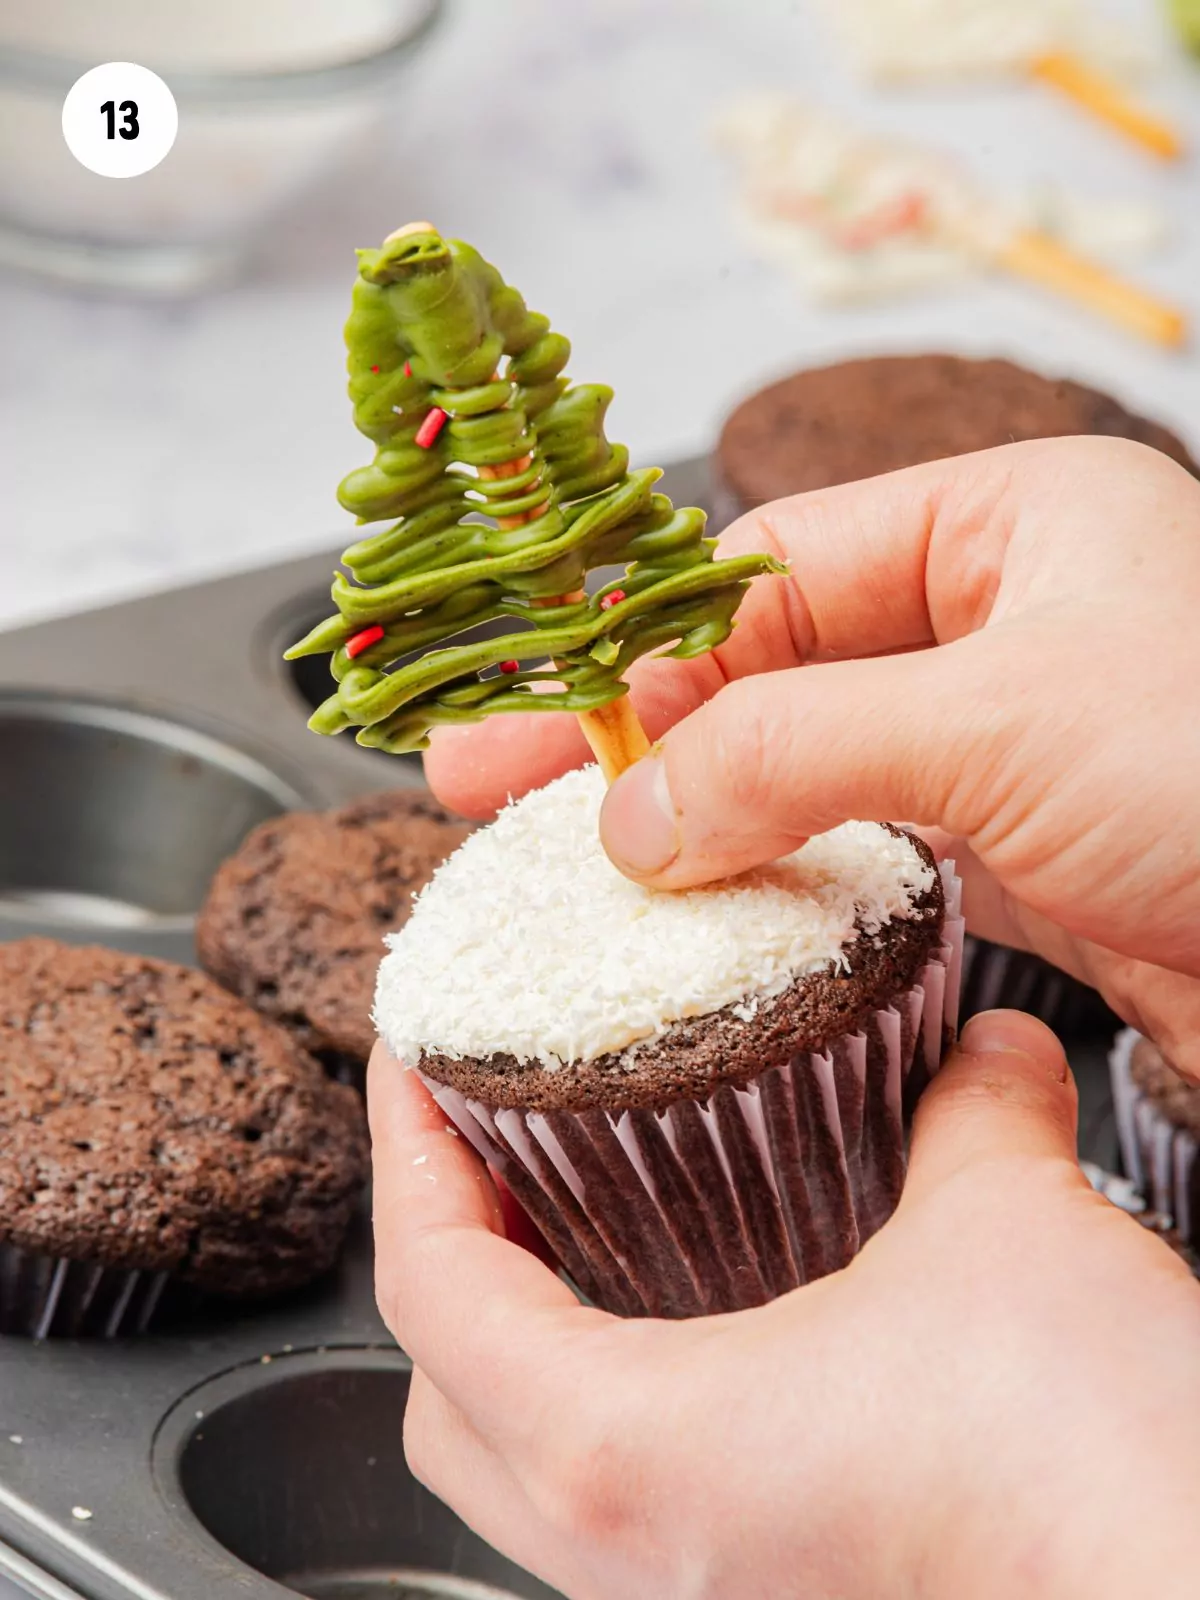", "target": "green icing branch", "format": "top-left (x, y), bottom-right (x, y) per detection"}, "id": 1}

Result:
top-left (1168, 0), bottom-right (1200, 54)
top-left (287, 225), bottom-right (784, 756)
